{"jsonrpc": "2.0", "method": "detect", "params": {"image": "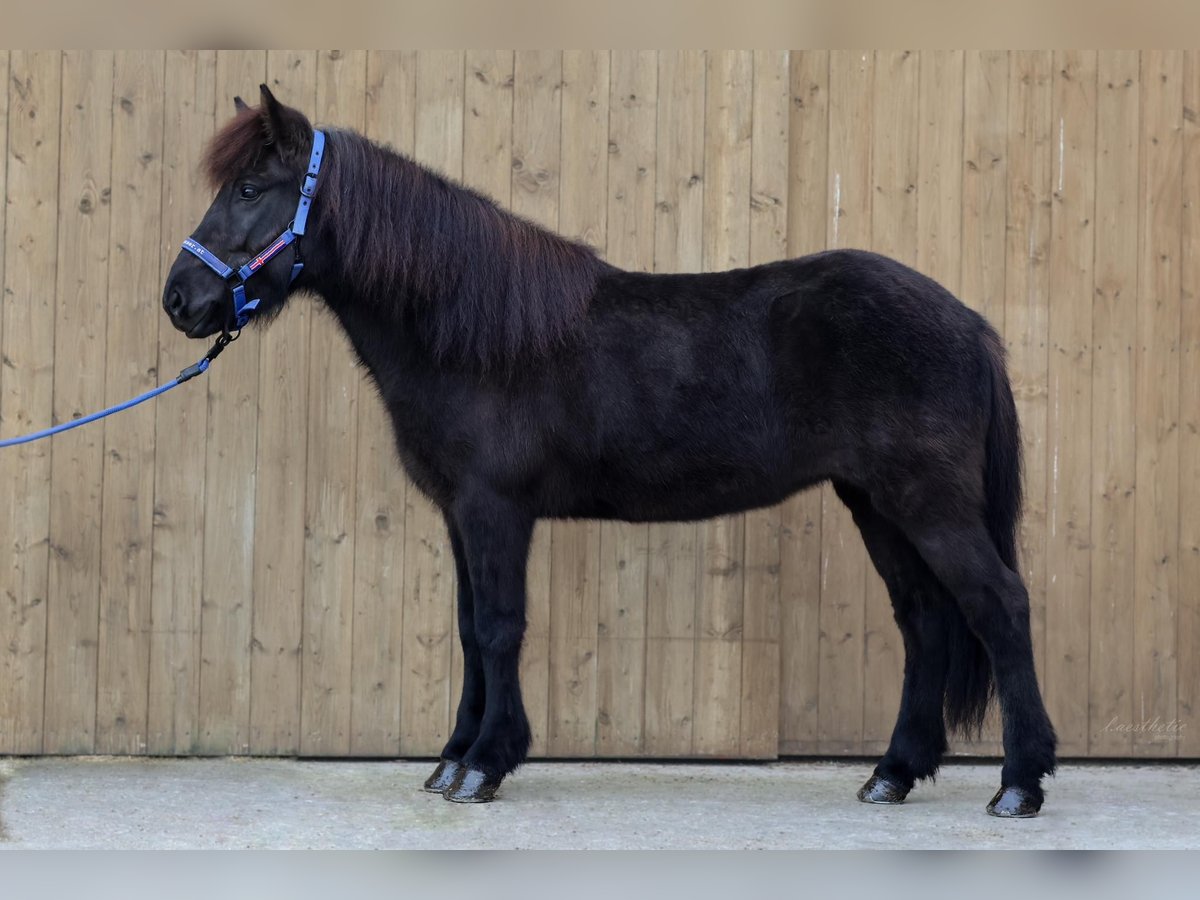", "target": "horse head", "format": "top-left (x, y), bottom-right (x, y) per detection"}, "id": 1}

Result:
top-left (163, 84), bottom-right (318, 338)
